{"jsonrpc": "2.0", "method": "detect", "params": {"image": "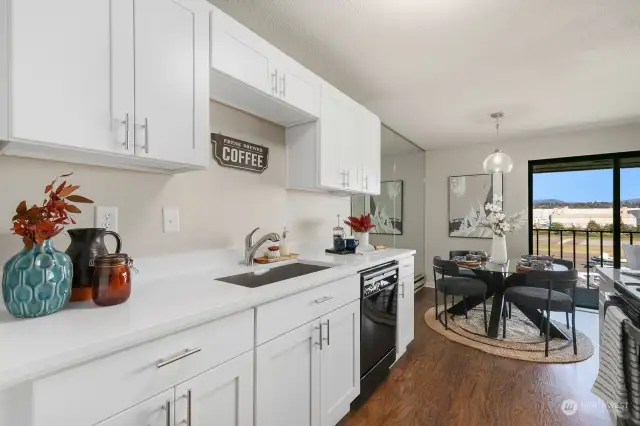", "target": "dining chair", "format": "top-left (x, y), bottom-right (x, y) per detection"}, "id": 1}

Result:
top-left (448, 250), bottom-right (474, 306)
top-left (502, 268), bottom-right (578, 357)
top-left (433, 256), bottom-right (488, 332)
top-left (553, 259), bottom-right (575, 329)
